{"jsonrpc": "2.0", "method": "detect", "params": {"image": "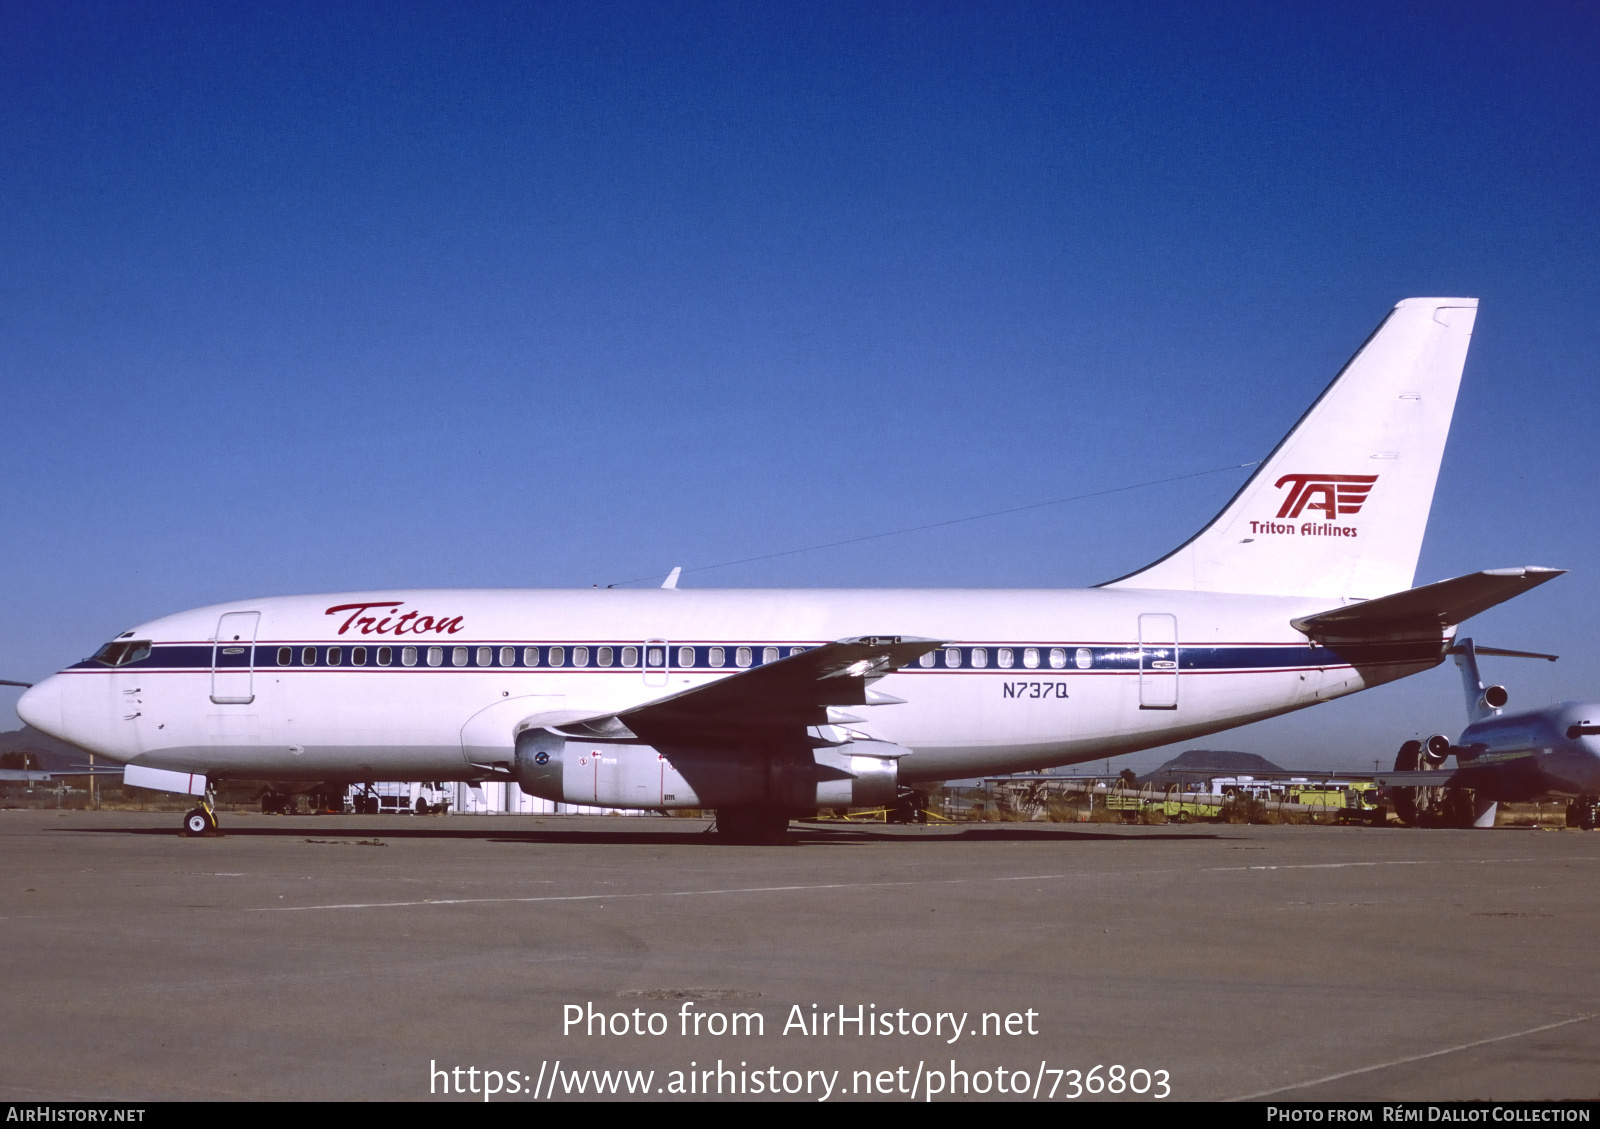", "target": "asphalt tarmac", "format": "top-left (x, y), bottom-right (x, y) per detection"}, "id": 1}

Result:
top-left (2, 809), bottom-right (1596, 1103)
